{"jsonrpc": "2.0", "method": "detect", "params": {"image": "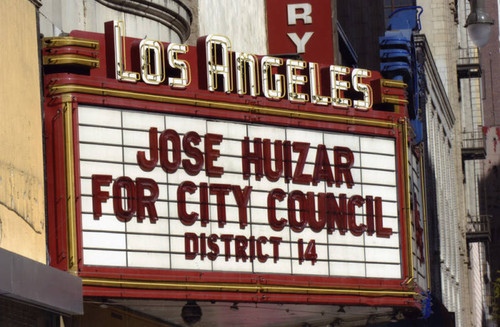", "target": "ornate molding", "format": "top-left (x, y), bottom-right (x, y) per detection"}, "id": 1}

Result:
top-left (414, 34), bottom-right (456, 130)
top-left (29, 0), bottom-right (42, 8)
top-left (96, 0), bottom-right (192, 42)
